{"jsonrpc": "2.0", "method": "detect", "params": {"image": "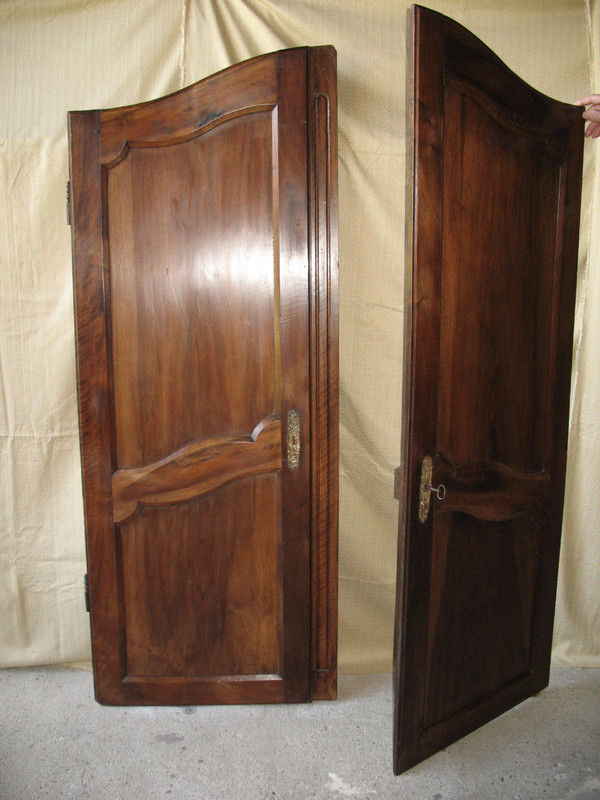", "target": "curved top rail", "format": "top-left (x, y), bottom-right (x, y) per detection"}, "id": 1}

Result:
top-left (413, 5), bottom-right (582, 122)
